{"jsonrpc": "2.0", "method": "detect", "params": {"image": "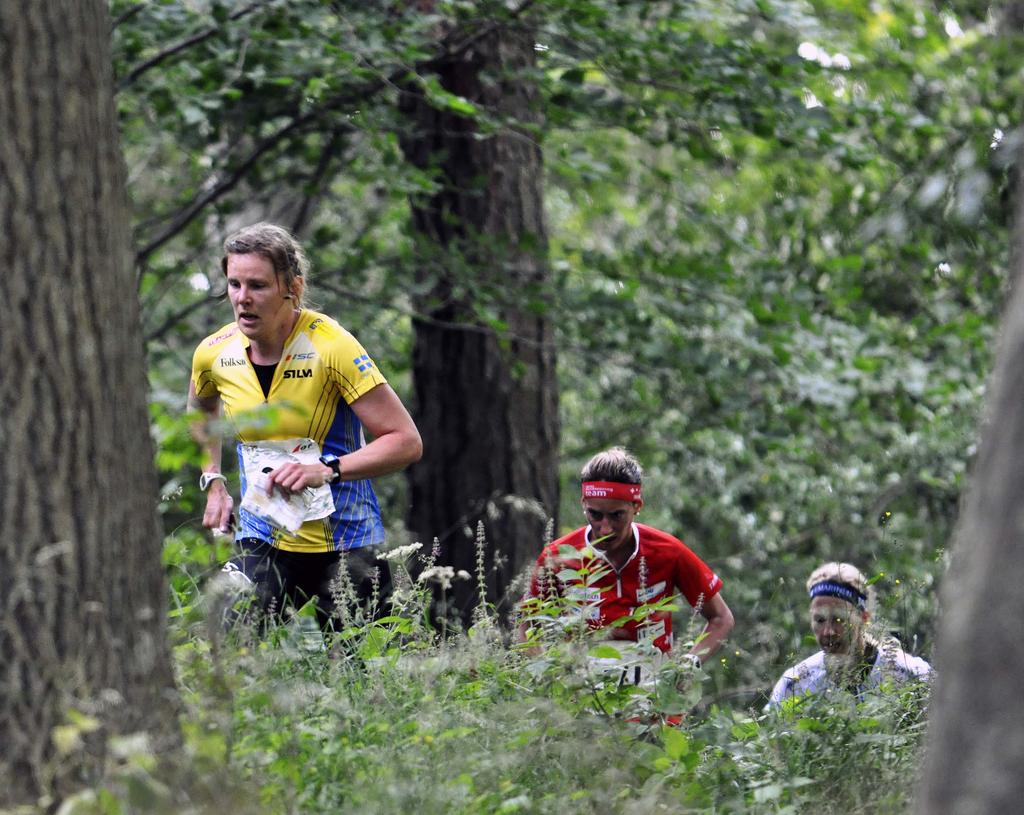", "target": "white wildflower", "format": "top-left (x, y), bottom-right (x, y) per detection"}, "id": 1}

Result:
top-left (378, 542), bottom-right (424, 562)
top-left (418, 565), bottom-right (456, 590)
